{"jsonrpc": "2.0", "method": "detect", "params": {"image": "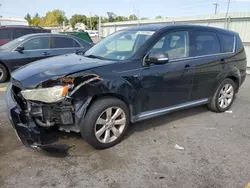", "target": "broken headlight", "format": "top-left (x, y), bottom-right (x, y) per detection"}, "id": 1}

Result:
top-left (21, 86), bottom-right (69, 103)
